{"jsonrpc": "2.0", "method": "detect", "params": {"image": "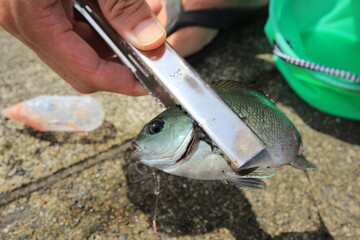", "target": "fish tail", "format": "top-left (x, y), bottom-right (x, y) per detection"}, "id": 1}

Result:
top-left (226, 177), bottom-right (266, 189)
top-left (292, 155), bottom-right (317, 170)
